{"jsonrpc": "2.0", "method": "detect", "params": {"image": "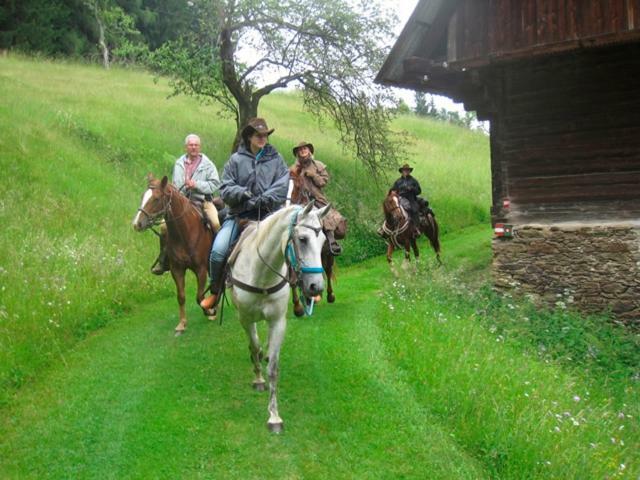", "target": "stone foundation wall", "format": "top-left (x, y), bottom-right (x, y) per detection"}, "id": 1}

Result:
top-left (492, 224), bottom-right (640, 325)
